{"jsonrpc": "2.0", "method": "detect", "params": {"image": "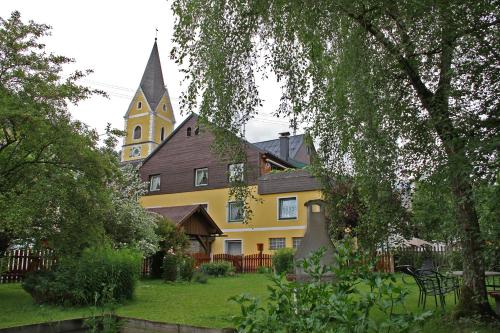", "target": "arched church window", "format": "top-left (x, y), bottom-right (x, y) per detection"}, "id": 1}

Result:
top-left (160, 127), bottom-right (165, 141)
top-left (133, 125), bottom-right (142, 140)
top-left (137, 101), bottom-right (142, 109)
top-left (187, 127), bottom-right (192, 136)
